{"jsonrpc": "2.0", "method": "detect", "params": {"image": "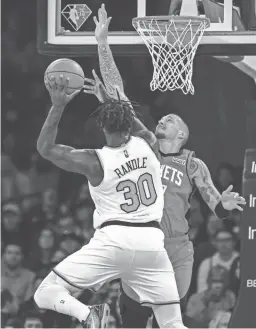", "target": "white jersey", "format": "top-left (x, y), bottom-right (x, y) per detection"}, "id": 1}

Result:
top-left (88, 136), bottom-right (164, 229)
